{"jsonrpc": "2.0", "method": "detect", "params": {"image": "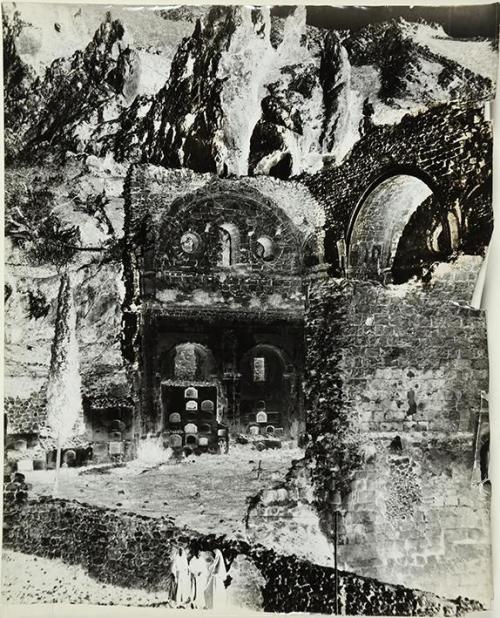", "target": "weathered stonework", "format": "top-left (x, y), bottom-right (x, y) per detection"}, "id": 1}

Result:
top-left (303, 255), bottom-right (491, 604)
top-left (122, 165), bottom-right (325, 442)
top-left (3, 495), bottom-right (484, 615)
top-left (302, 102), bottom-right (493, 269)
top-left (3, 95), bottom-right (493, 608)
